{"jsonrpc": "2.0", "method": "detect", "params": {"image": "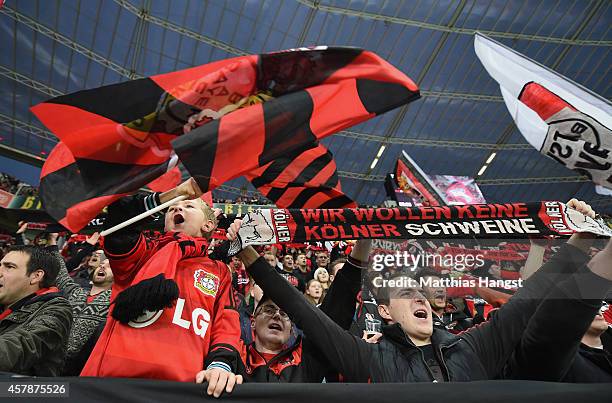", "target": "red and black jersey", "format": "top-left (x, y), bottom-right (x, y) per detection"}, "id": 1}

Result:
top-left (81, 232), bottom-right (240, 382)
